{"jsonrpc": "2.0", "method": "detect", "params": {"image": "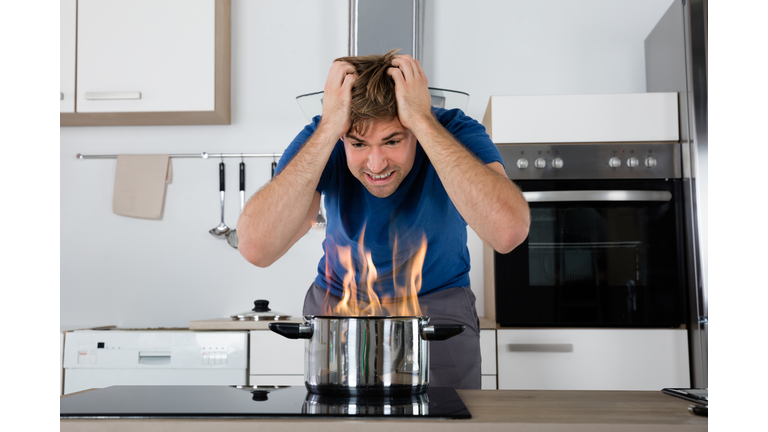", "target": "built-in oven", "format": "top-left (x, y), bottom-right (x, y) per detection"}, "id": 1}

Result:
top-left (492, 143), bottom-right (687, 328)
